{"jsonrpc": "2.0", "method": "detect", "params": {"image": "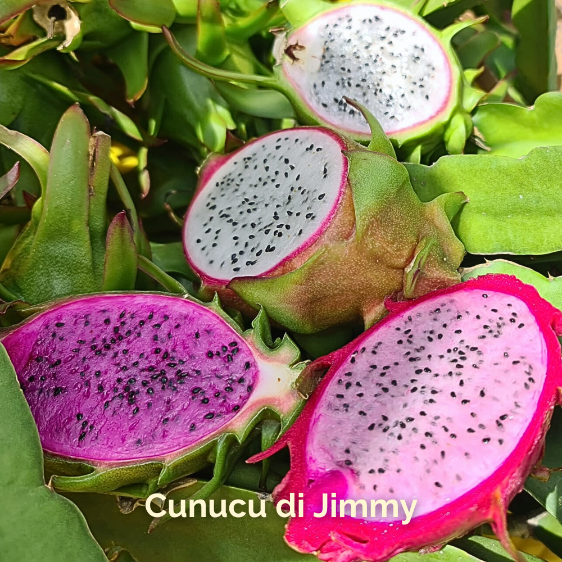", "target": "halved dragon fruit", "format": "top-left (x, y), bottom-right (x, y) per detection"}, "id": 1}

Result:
top-left (1, 292), bottom-right (306, 498)
top-left (251, 274), bottom-right (562, 562)
top-left (183, 121), bottom-right (466, 334)
top-left (164, 0), bottom-right (484, 156)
